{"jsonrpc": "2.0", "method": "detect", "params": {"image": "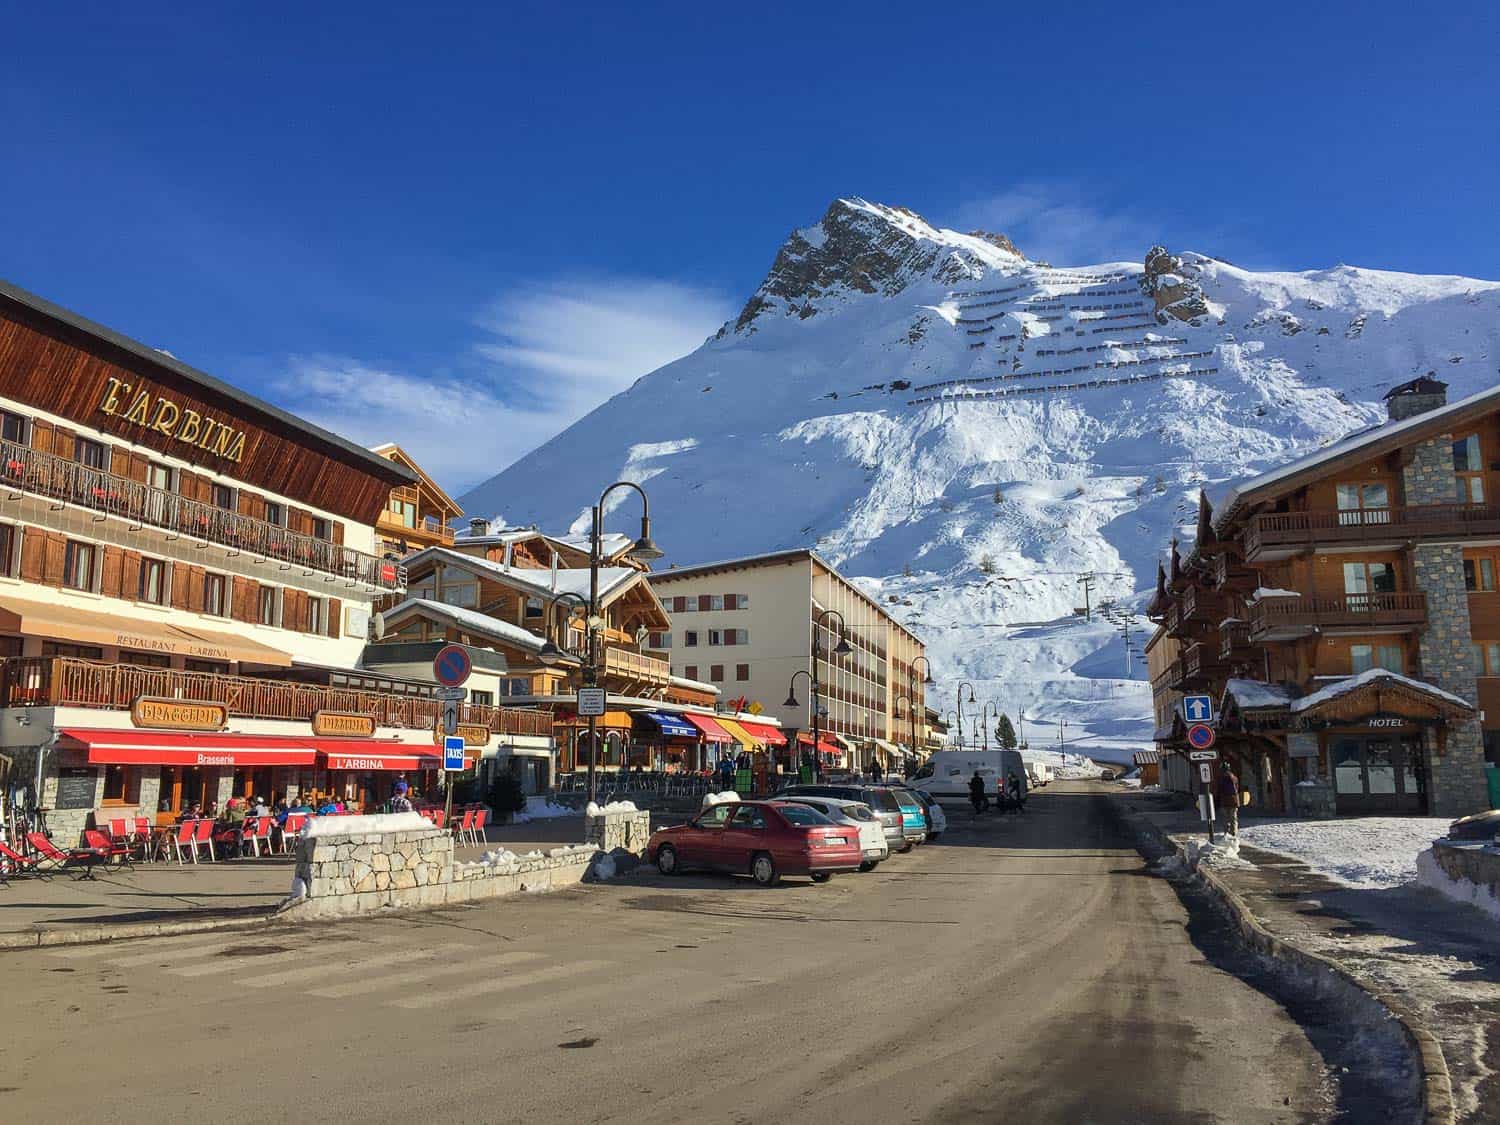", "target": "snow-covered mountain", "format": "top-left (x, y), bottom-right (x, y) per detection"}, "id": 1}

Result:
top-left (460, 198), bottom-right (1500, 763)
